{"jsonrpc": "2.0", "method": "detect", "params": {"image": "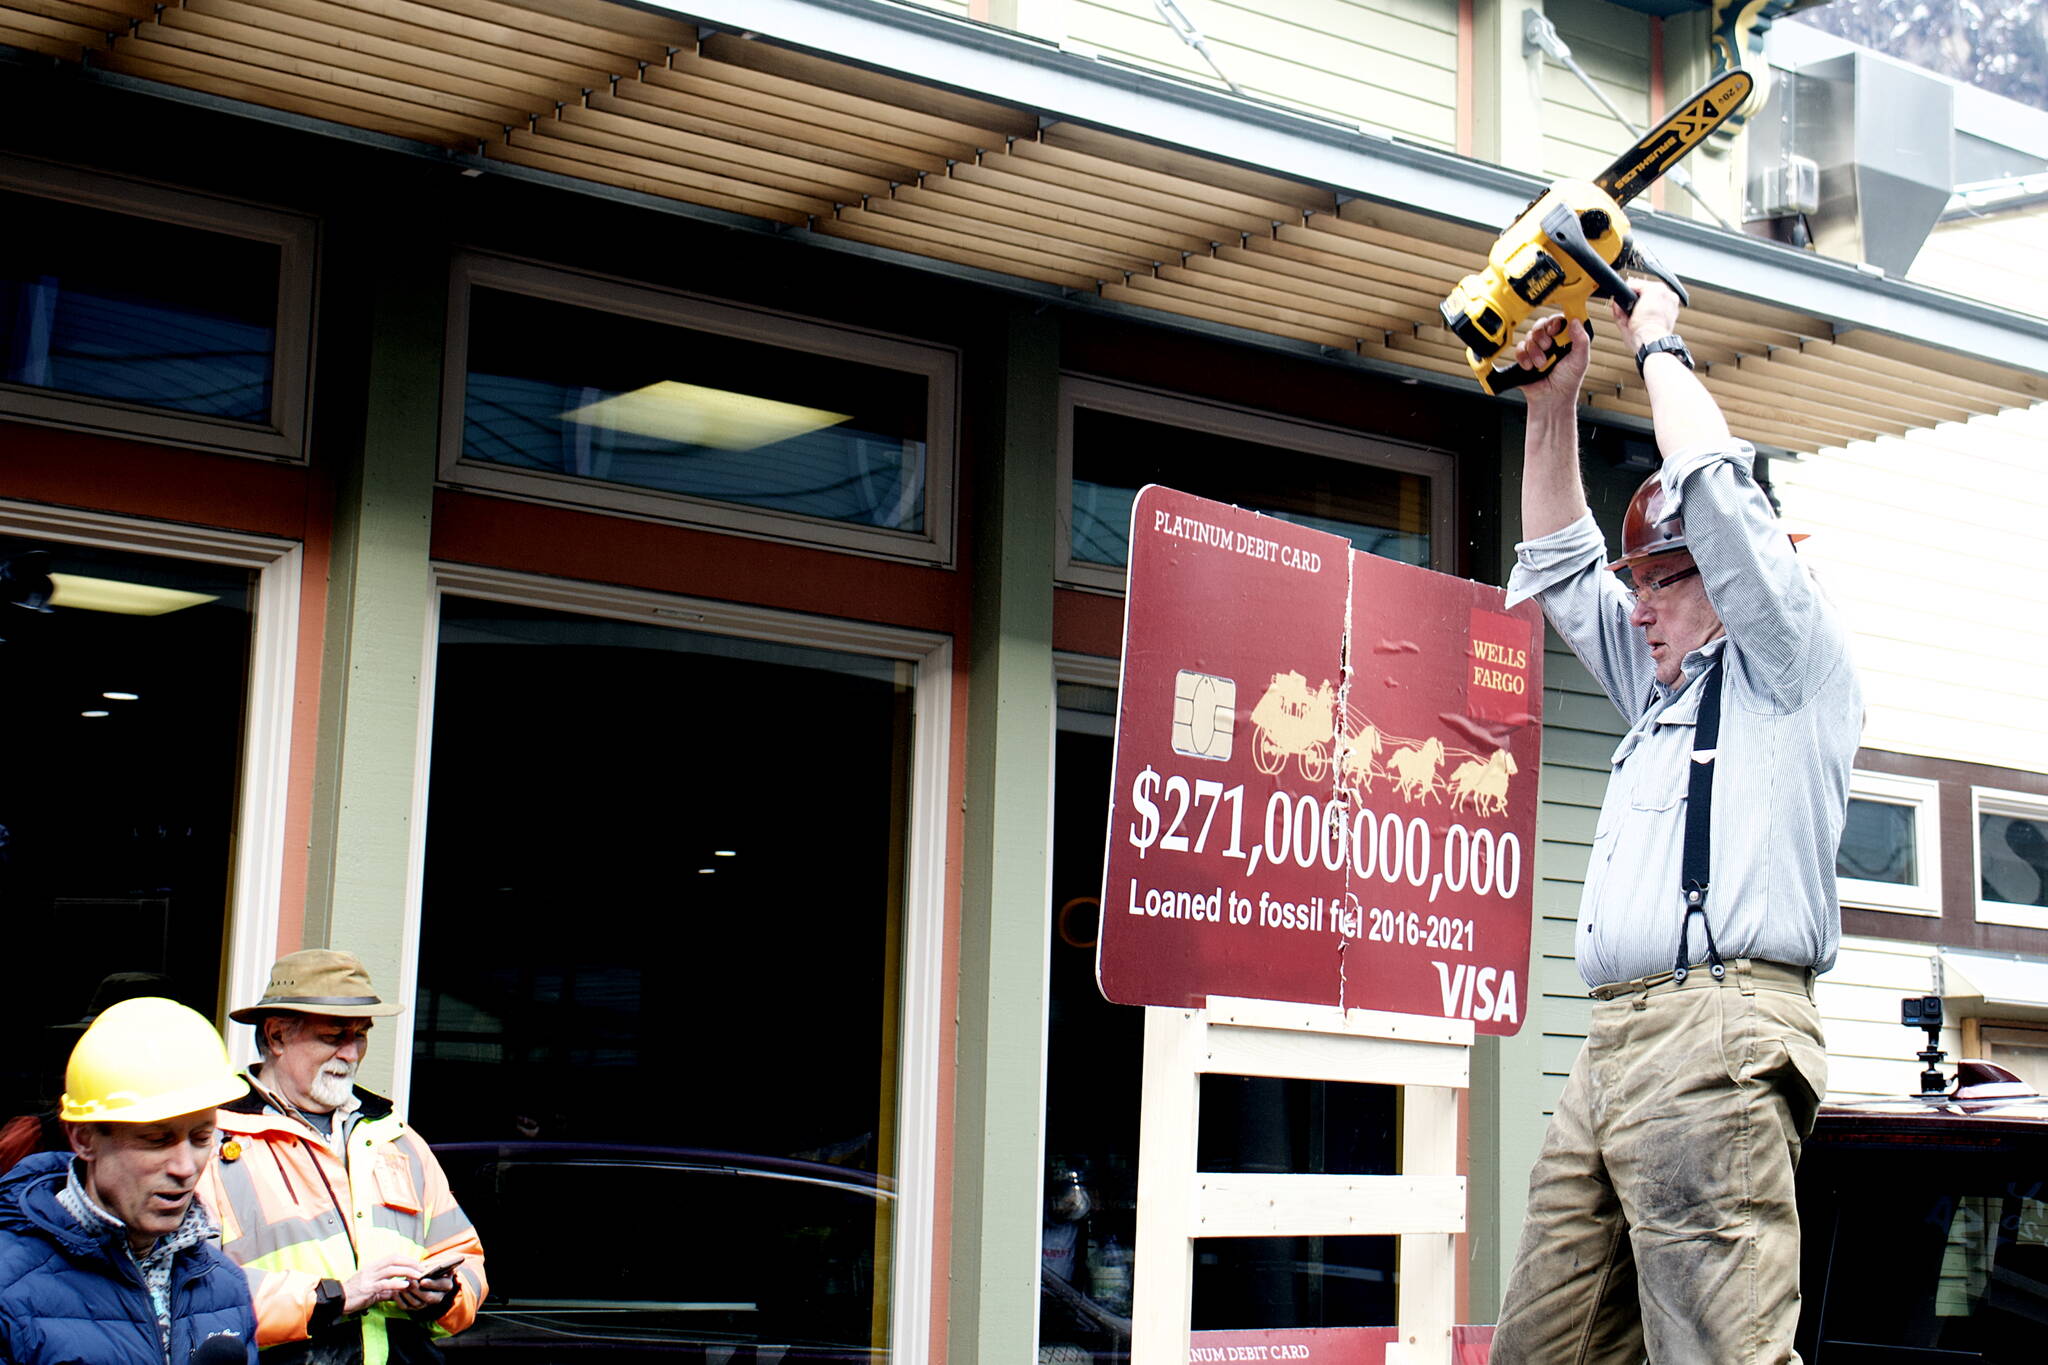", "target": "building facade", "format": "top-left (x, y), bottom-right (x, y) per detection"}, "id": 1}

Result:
top-left (3, 0), bottom-right (2046, 1358)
